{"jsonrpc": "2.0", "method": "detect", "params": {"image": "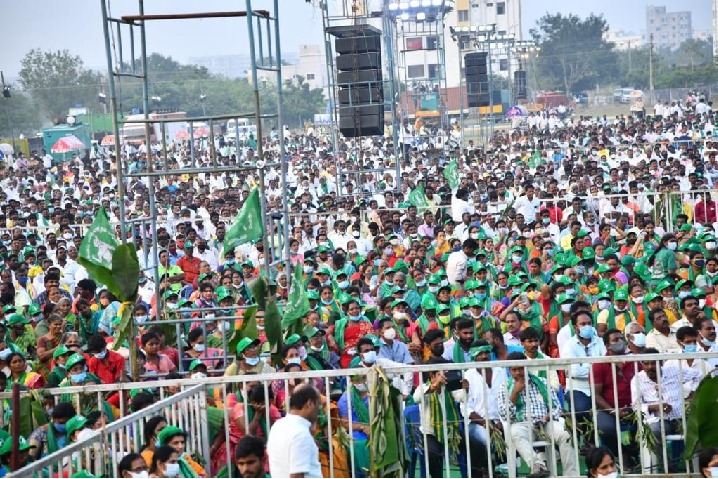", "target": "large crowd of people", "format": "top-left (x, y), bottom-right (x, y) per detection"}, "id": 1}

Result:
top-left (1, 93), bottom-right (718, 478)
